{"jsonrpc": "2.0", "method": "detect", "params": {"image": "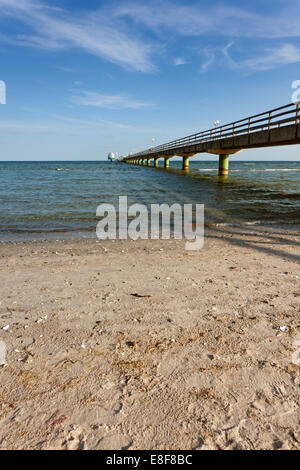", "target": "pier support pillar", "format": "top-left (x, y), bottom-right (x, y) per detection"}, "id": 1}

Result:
top-left (147, 159), bottom-right (151, 167)
top-left (154, 159), bottom-right (159, 168)
top-left (164, 158), bottom-right (170, 169)
top-left (182, 156), bottom-right (189, 171)
top-left (219, 154), bottom-right (229, 176)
